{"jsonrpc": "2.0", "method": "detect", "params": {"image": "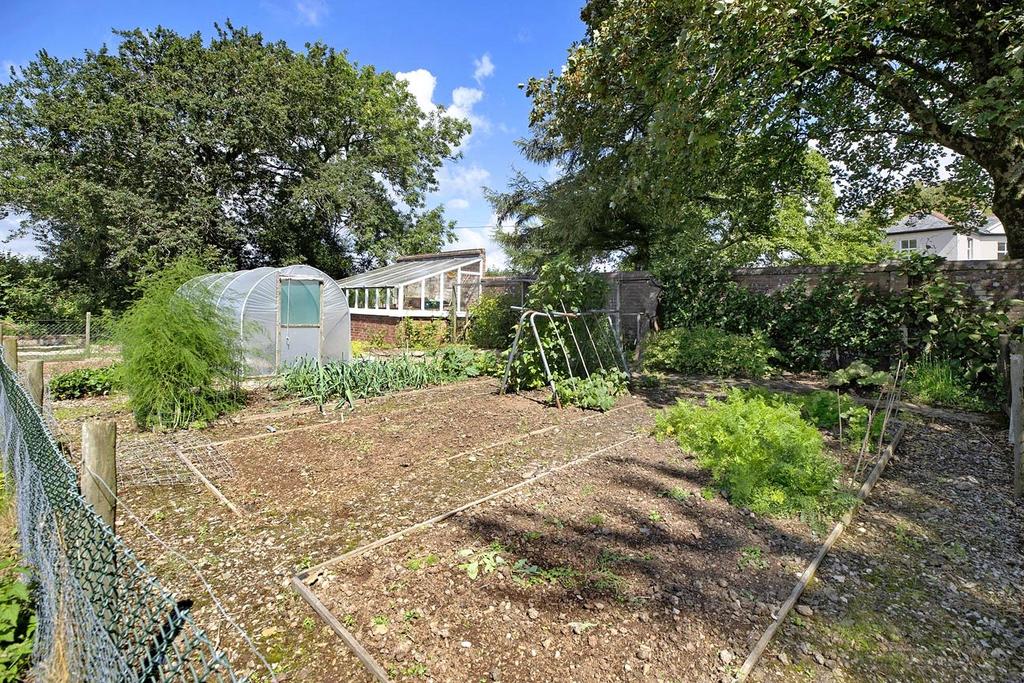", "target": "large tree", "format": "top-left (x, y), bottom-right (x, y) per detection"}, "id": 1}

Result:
top-left (0, 24), bottom-right (468, 308)
top-left (506, 0), bottom-right (1024, 260)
